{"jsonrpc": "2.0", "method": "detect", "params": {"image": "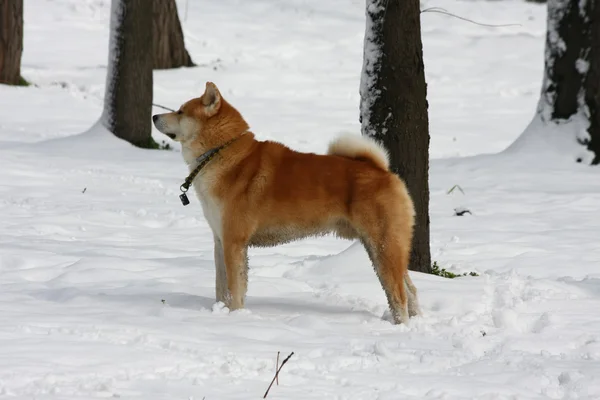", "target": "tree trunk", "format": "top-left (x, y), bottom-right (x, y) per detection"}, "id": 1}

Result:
top-left (102, 0), bottom-right (156, 149)
top-left (360, 0), bottom-right (431, 273)
top-left (153, 0), bottom-right (194, 70)
top-left (0, 0), bottom-right (23, 85)
top-left (584, 0), bottom-right (600, 164)
top-left (516, 0), bottom-right (600, 164)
